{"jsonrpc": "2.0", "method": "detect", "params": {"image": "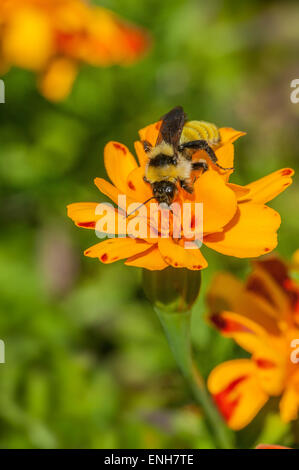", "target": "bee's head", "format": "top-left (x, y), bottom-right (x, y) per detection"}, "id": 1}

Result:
top-left (152, 181), bottom-right (177, 205)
